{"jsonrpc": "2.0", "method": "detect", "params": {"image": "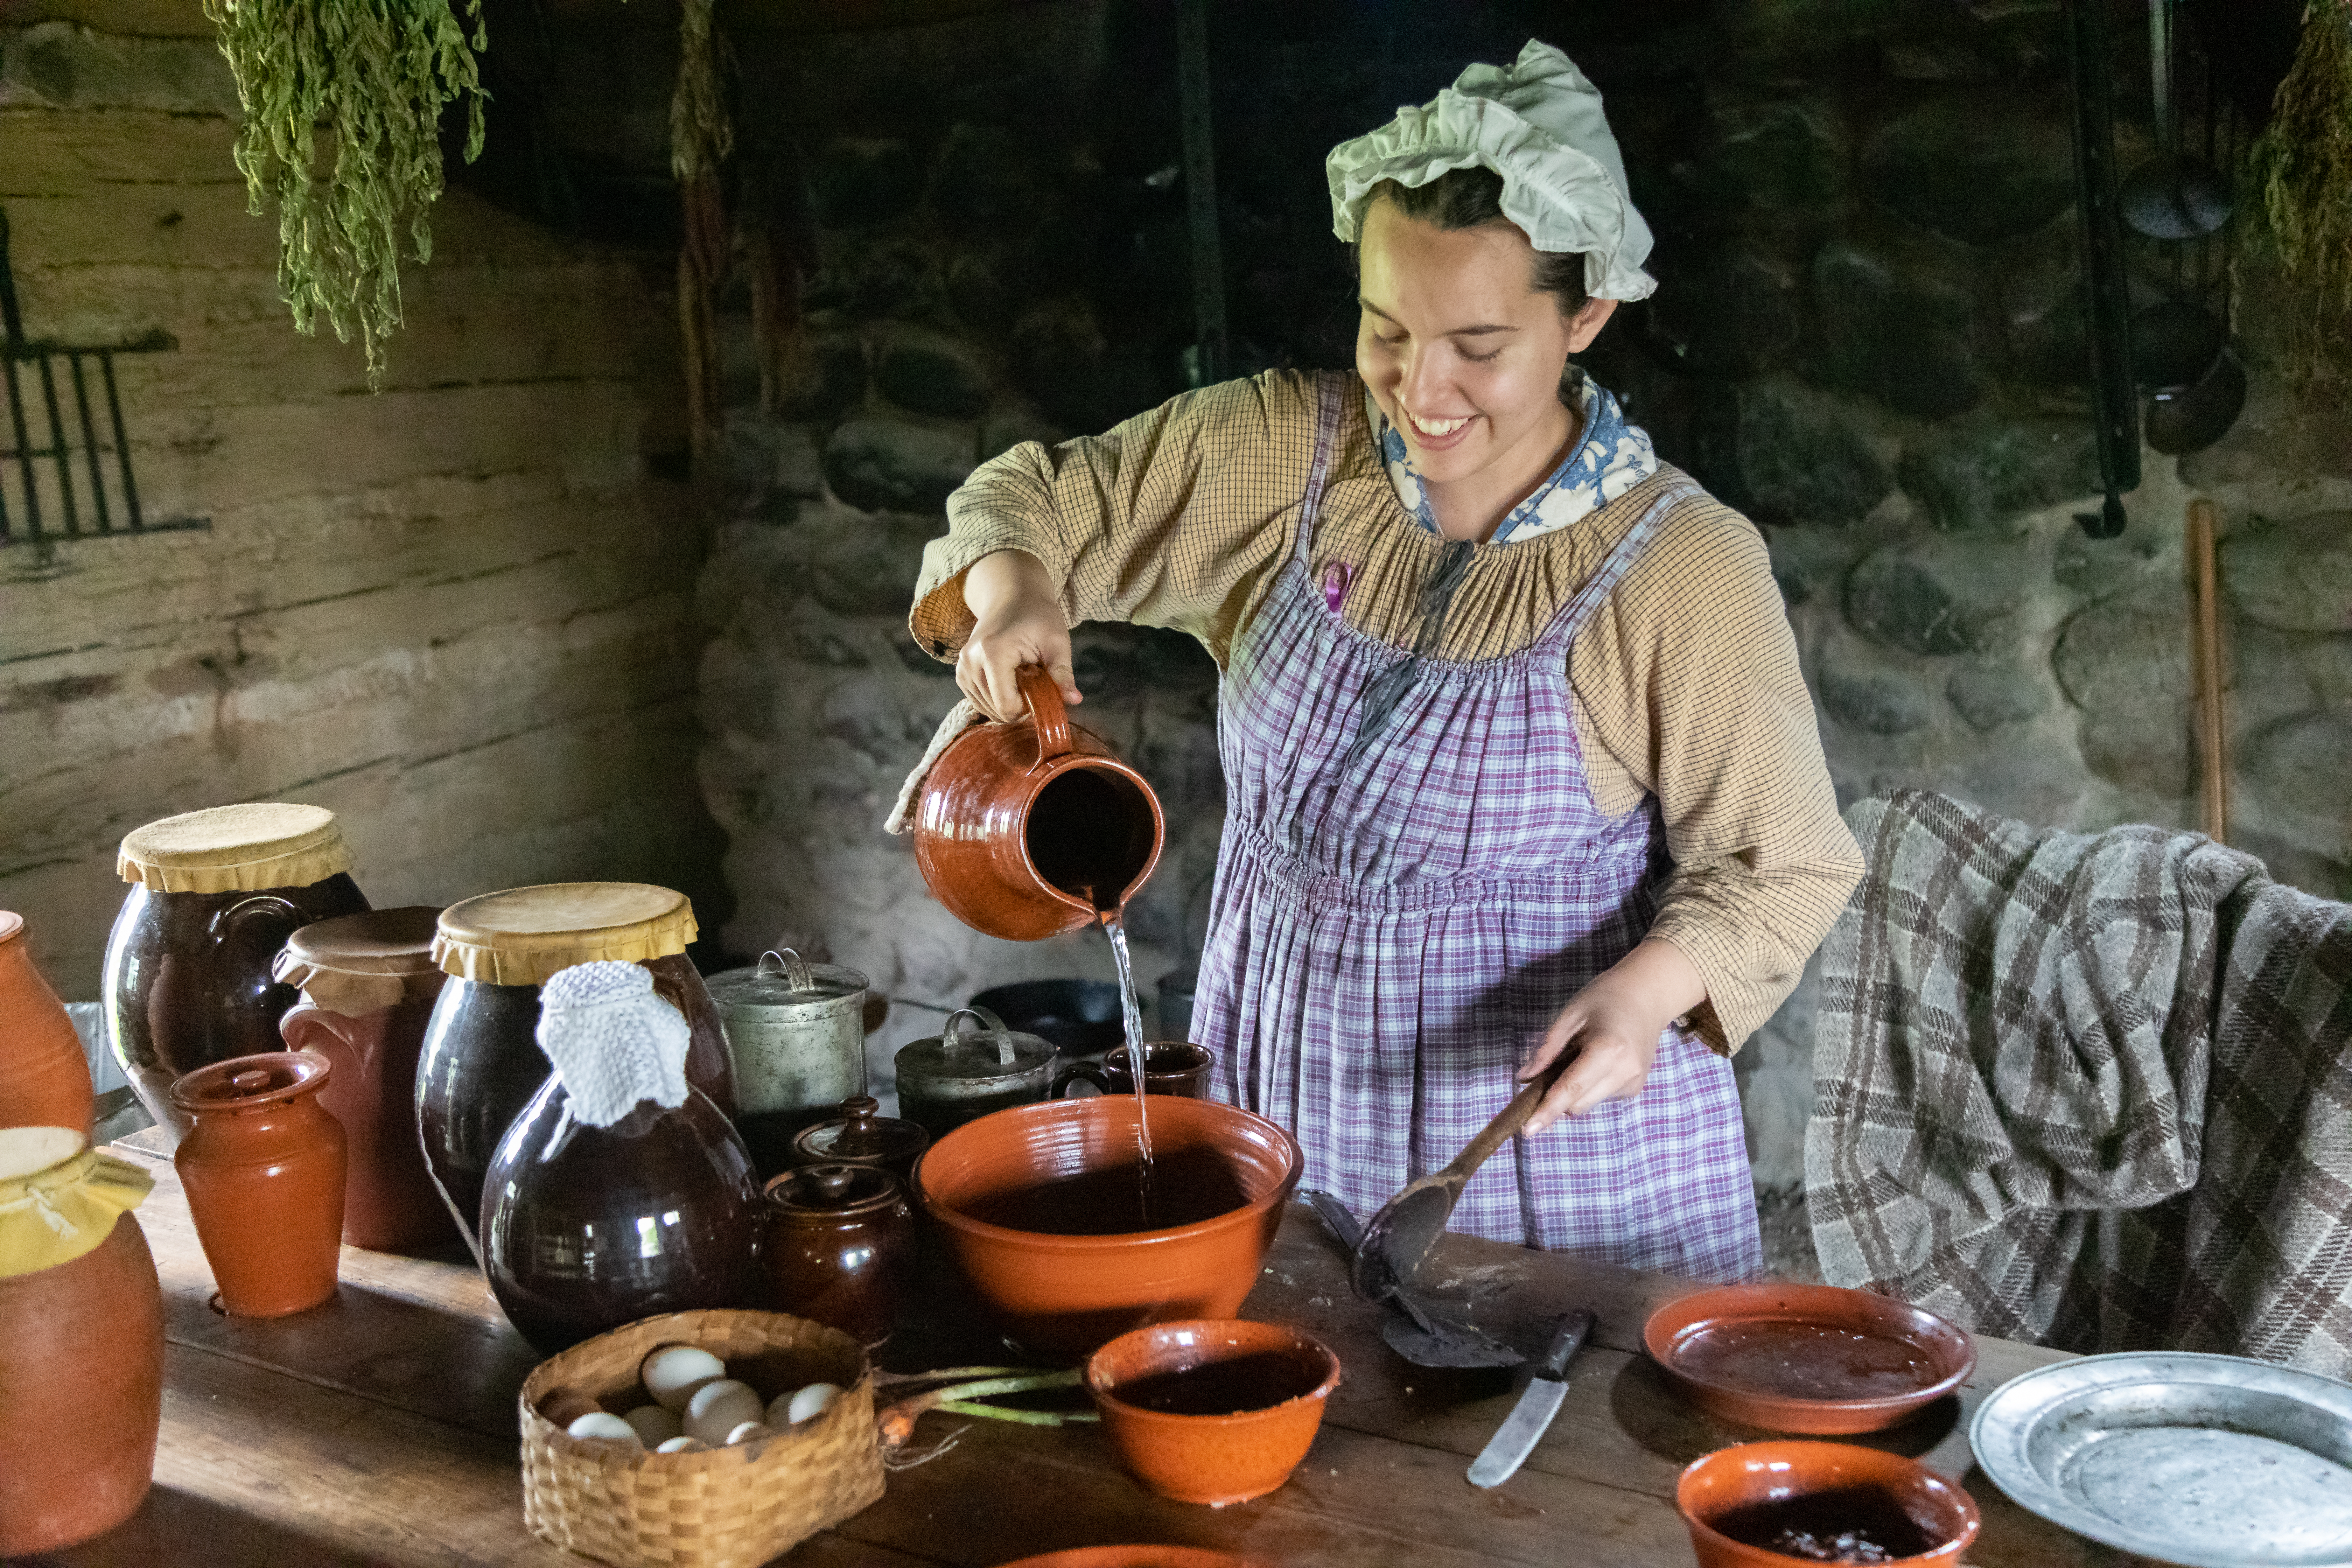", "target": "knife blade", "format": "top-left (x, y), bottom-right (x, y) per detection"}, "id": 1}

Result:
top-left (1466, 1308), bottom-right (1594, 1489)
